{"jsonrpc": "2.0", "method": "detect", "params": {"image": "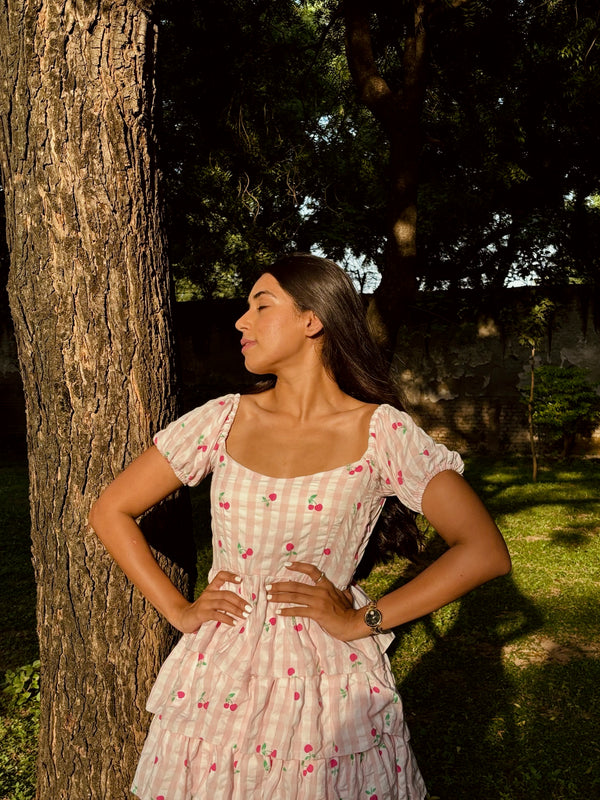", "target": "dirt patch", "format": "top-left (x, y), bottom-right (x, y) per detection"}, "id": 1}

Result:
top-left (503, 635), bottom-right (600, 667)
